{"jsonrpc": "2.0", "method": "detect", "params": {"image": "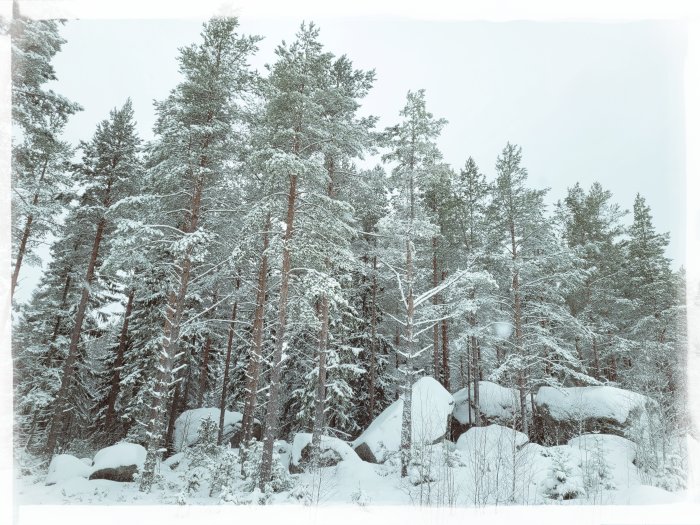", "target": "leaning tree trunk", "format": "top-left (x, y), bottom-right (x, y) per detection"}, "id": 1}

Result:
top-left (44, 201), bottom-right (109, 457)
top-left (104, 289), bottom-right (135, 434)
top-left (259, 174), bottom-right (298, 489)
top-left (432, 238), bottom-right (440, 382)
top-left (218, 277), bottom-right (240, 445)
top-left (240, 216), bottom-right (270, 450)
top-left (11, 157), bottom-right (49, 299)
